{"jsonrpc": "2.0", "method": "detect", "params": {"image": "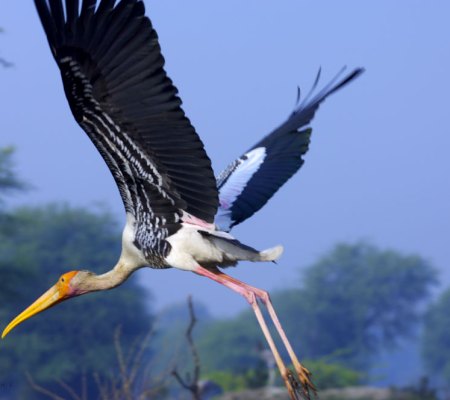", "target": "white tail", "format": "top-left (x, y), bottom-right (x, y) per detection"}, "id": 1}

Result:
top-left (260, 245), bottom-right (284, 262)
